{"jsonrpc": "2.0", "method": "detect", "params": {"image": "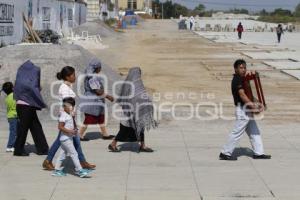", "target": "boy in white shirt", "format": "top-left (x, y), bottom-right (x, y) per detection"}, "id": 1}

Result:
top-left (52, 97), bottom-right (93, 178)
